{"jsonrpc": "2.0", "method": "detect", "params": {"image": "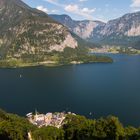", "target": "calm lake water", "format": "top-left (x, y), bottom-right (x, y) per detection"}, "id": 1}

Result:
top-left (0, 54), bottom-right (140, 126)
